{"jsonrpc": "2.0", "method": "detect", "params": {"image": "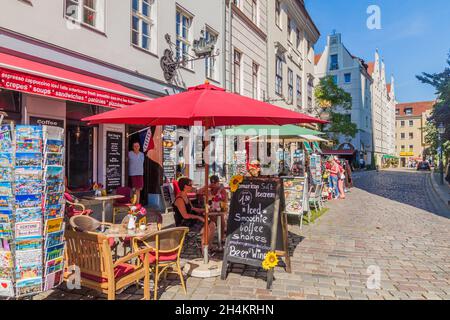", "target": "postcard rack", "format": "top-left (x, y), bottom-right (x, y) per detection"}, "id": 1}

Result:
top-left (0, 124), bottom-right (65, 298)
